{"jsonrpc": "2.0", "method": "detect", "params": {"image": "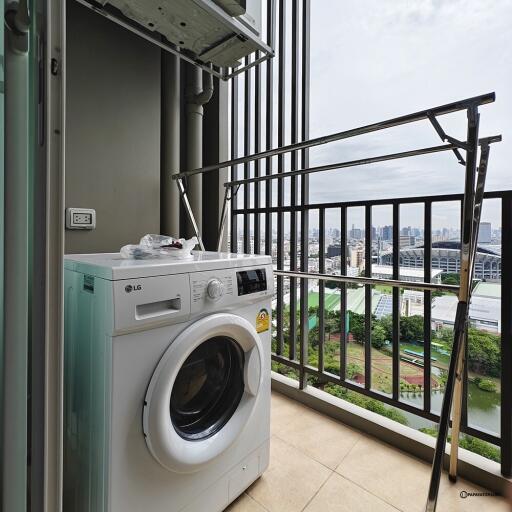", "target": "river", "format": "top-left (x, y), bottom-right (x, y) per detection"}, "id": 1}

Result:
top-left (399, 380), bottom-right (501, 437)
